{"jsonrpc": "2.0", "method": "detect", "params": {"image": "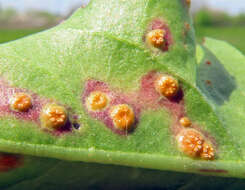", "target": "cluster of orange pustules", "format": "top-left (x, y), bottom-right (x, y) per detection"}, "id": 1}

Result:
top-left (146, 29), bottom-right (166, 48)
top-left (177, 129), bottom-right (215, 160)
top-left (9, 93), bottom-right (68, 130)
top-left (86, 91), bottom-right (135, 131)
top-left (153, 74), bottom-right (215, 160)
